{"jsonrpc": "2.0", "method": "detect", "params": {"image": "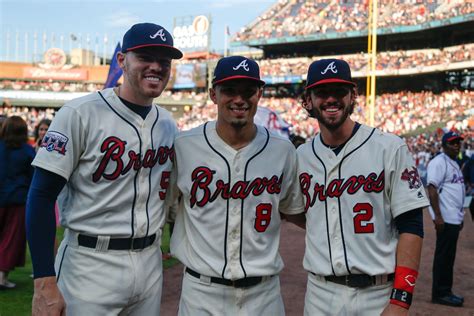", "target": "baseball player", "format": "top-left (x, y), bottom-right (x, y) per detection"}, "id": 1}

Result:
top-left (167, 56), bottom-right (304, 316)
top-left (26, 23), bottom-right (182, 315)
top-left (288, 59), bottom-right (430, 315)
top-left (428, 131), bottom-right (465, 307)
